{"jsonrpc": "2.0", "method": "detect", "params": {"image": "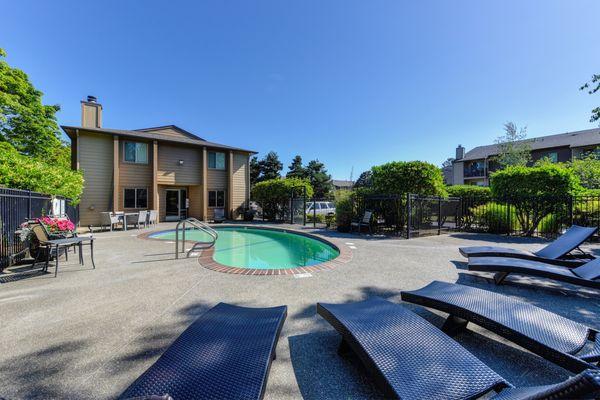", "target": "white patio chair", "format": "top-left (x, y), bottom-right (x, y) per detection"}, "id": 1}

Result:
top-left (136, 210), bottom-right (148, 229)
top-left (101, 212), bottom-right (122, 231)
